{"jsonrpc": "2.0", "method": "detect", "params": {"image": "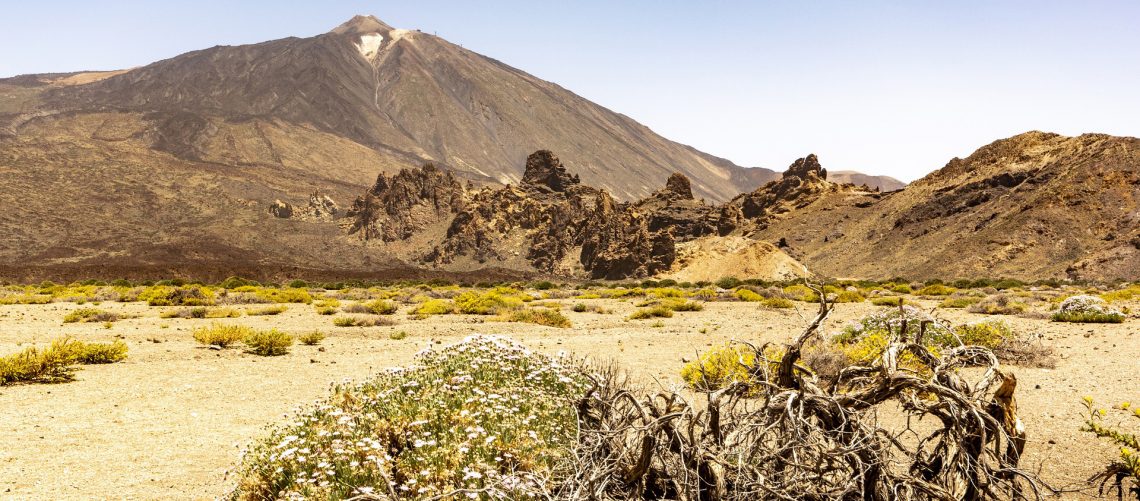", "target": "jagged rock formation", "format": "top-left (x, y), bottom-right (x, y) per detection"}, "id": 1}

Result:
top-left (270, 192), bottom-right (341, 221)
top-left (717, 154), bottom-right (864, 235)
top-left (345, 164), bottom-right (466, 242)
top-left (428, 151), bottom-right (603, 272)
top-left (302, 192), bottom-right (340, 221)
top-left (344, 150), bottom-right (739, 279)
